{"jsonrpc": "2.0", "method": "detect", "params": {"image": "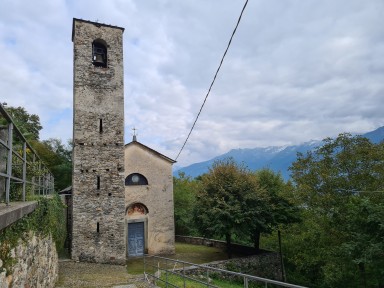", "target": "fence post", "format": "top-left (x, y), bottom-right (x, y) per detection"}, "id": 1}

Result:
top-left (166, 258), bottom-right (168, 288)
top-left (244, 276), bottom-right (248, 288)
top-left (22, 141), bottom-right (26, 201)
top-left (32, 154), bottom-right (35, 196)
top-left (5, 123), bottom-right (13, 205)
top-left (143, 255), bottom-right (146, 276)
top-left (38, 161), bottom-right (41, 195)
top-left (183, 262), bottom-right (186, 288)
